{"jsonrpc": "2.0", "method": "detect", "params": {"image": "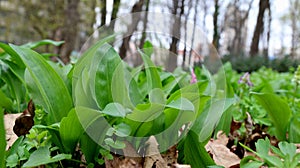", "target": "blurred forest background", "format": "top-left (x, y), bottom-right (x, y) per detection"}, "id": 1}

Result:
top-left (0, 0), bottom-right (299, 72)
